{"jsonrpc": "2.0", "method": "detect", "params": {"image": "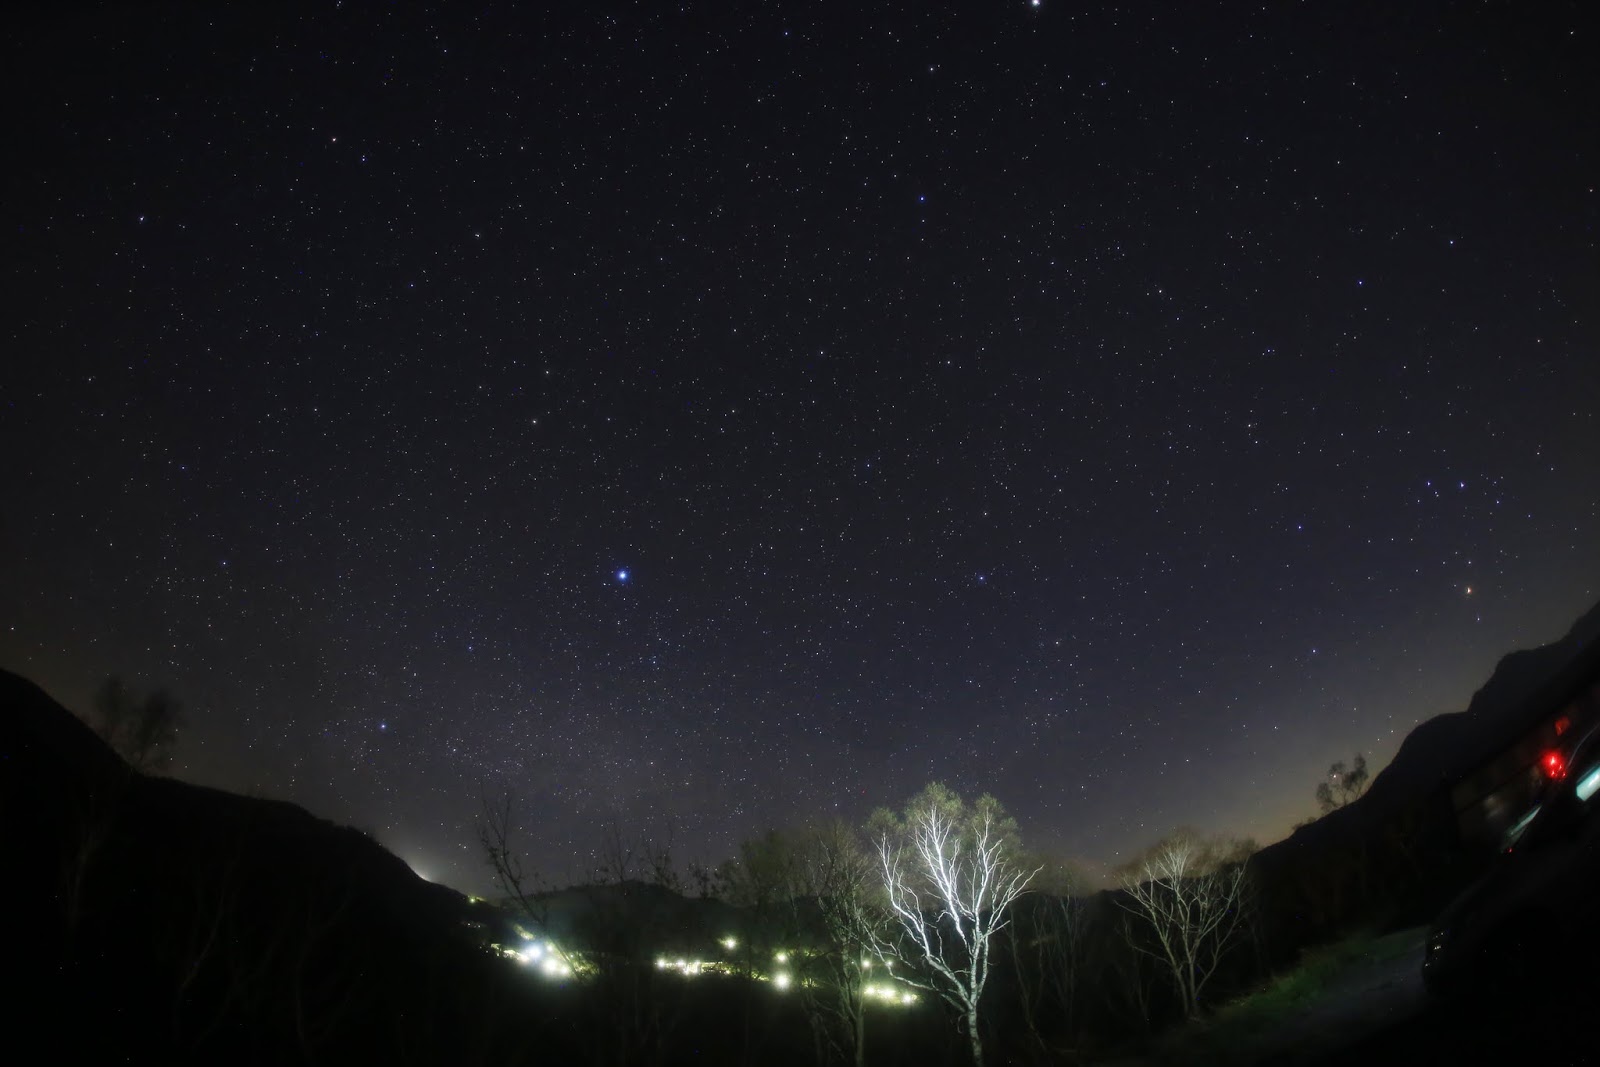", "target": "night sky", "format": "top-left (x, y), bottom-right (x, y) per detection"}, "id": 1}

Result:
top-left (4, 2), bottom-right (1597, 893)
